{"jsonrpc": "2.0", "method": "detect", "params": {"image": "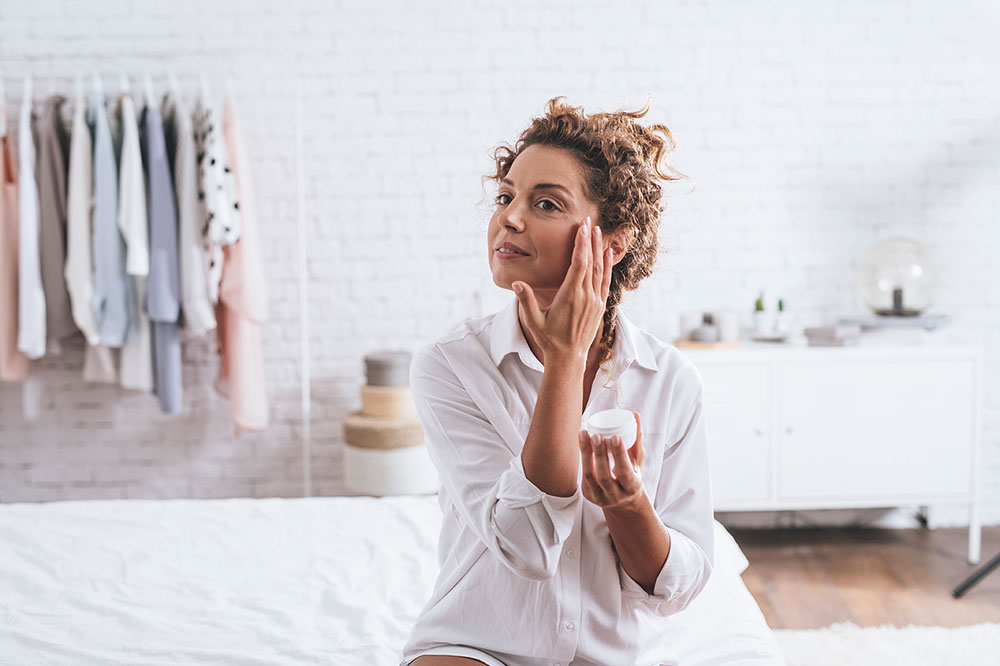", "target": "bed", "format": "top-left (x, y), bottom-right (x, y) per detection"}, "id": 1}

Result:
top-left (0, 494), bottom-right (786, 665)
